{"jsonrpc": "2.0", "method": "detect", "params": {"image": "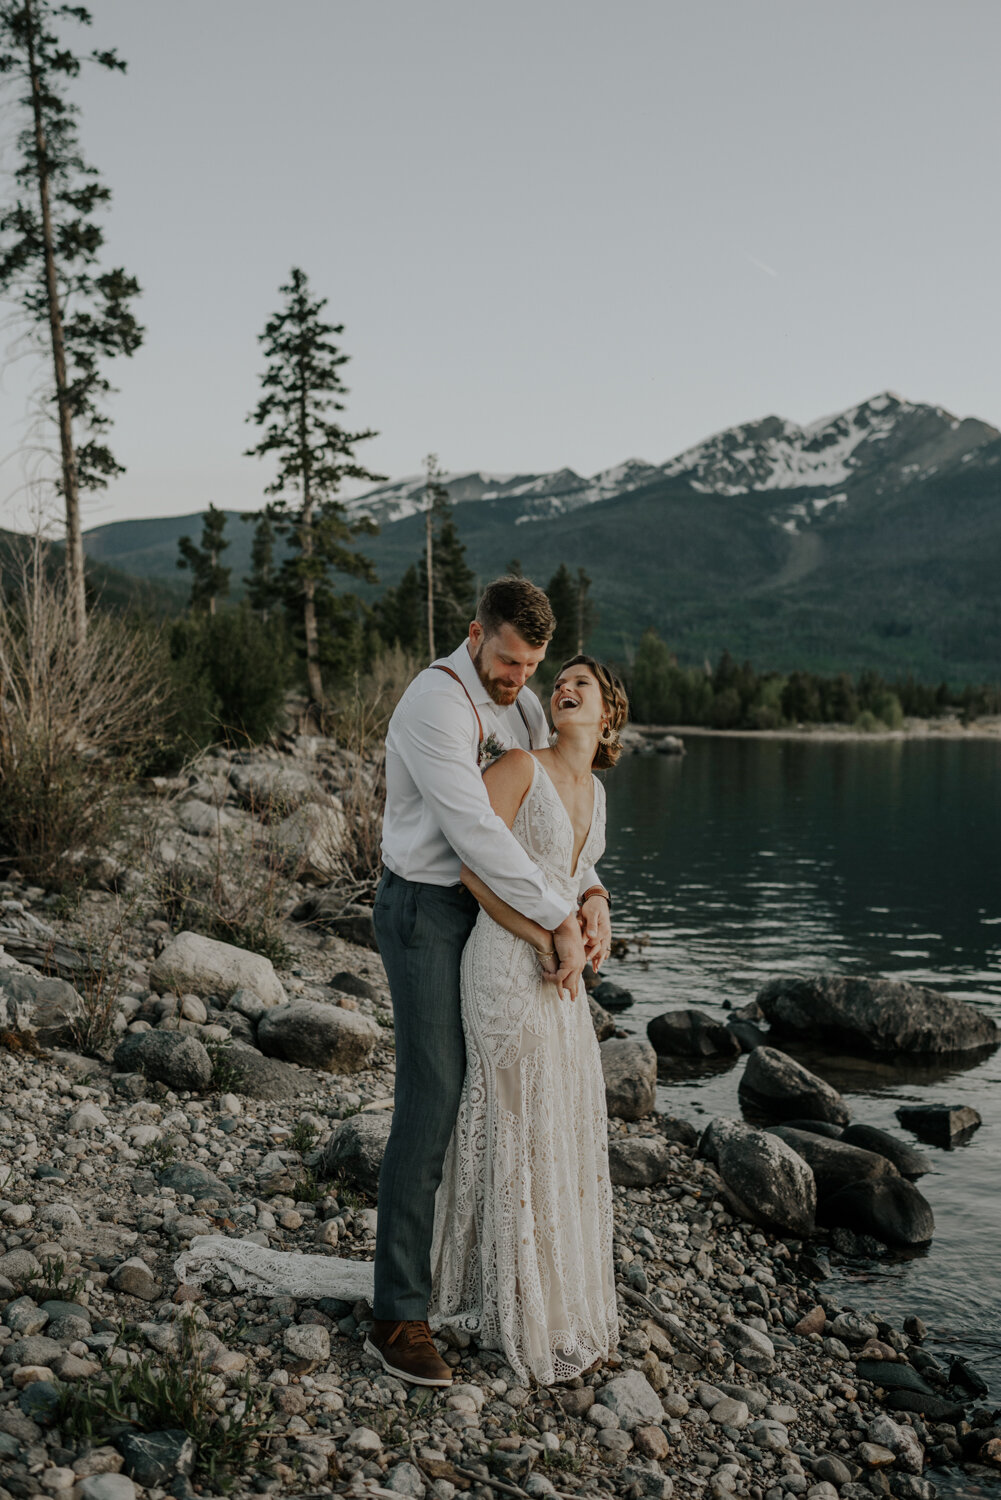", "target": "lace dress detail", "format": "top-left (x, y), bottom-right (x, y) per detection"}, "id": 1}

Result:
top-left (429, 758), bottom-right (619, 1385)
